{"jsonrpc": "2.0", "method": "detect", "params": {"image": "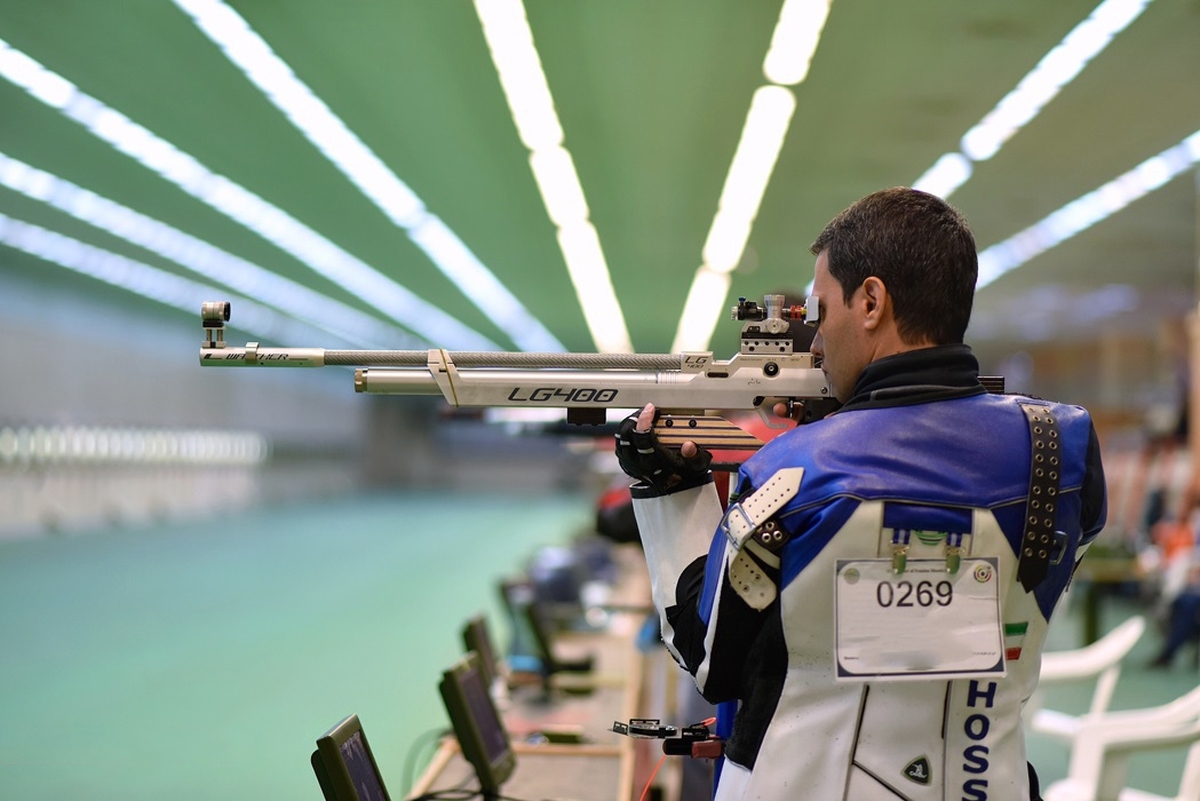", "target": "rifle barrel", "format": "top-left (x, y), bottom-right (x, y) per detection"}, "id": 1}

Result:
top-left (323, 351), bottom-right (686, 370)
